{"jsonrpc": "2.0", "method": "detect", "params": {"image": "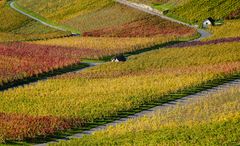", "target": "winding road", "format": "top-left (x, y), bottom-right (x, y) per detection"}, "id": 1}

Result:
top-left (9, 1), bottom-right (236, 146)
top-left (33, 1), bottom-right (235, 146)
top-left (6, 0), bottom-right (210, 92)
